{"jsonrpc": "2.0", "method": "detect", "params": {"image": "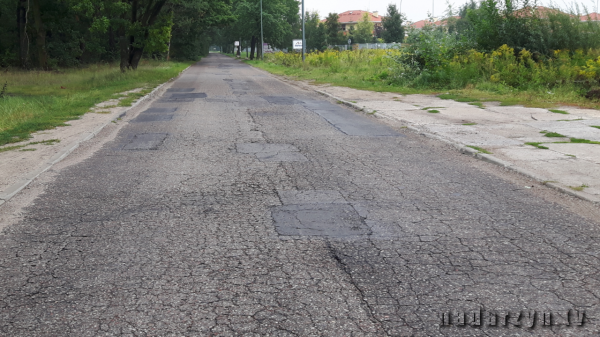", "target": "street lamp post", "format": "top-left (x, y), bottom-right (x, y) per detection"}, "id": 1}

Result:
top-left (260, 0), bottom-right (264, 60)
top-left (302, 0), bottom-right (305, 62)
